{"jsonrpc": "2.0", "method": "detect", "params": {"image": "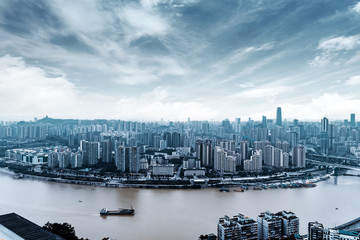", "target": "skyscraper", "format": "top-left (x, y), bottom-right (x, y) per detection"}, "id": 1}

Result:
top-left (321, 117), bottom-right (329, 132)
top-left (351, 113), bottom-right (356, 127)
top-left (276, 107), bottom-right (282, 126)
top-left (262, 116), bottom-right (267, 128)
